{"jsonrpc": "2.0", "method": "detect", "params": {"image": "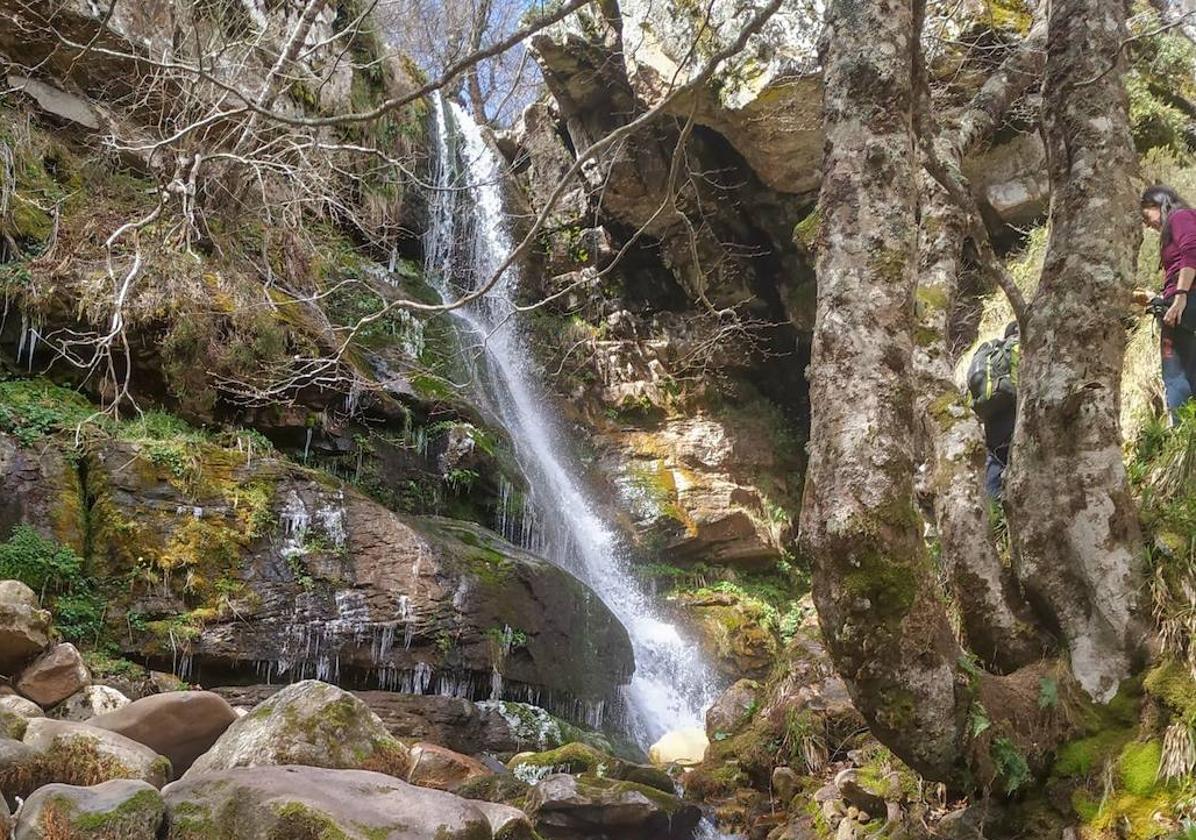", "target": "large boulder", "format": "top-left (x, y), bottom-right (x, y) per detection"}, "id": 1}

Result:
top-left (0, 580), bottom-right (51, 675)
top-left (51, 684), bottom-right (129, 721)
top-left (184, 680), bottom-right (407, 779)
top-left (527, 773), bottom-right (701, 840)
top-left (15, 779), bottom-right (164, 840)
top-left (21, 718), bottom-right (171, 789)
top-left (405, 742), bottom-right (492, 791)
top-left (17, 643), bottom-right (90, 707)
top-left (706, 678), bottom-right (761, 739)
top-left (162, 765), bottom-right (495, 840)
top-left (88, 690), bottom-right (236, 776)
